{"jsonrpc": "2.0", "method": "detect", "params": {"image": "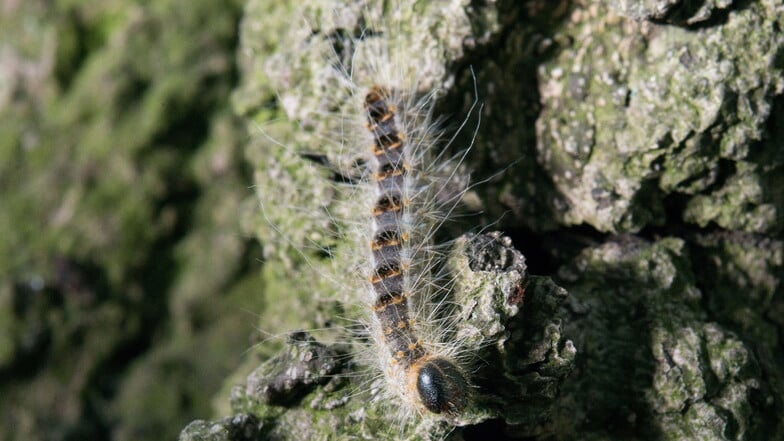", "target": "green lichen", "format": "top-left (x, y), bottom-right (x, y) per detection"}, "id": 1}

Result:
top-left (536, 0), bottom-right (783, 233)
top-left (0, 1), bottom-right (254, 440)
top-left (554, 238), bottom-right (775, 439)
